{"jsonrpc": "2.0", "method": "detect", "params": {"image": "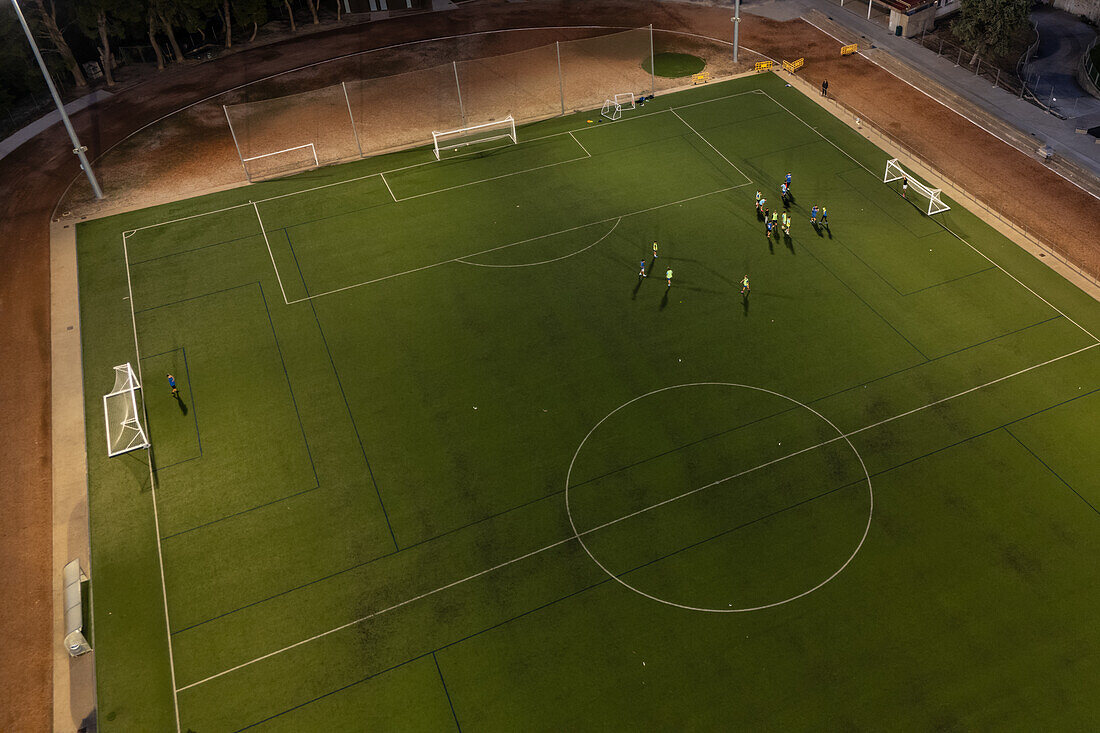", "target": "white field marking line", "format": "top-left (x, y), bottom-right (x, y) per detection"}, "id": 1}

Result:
top-left (127, 201), bottom-right (255, 235)
top-left (758, 90), bottom-right (1100, 345)
top-left (285, 185), bottom-right (744, 303)
top-left (251, 201), bottom-right (291, 306)
top-left (456, 217), bottom-right (621, 268)
top-left (669, 108), bottom-right (752, 185)
top-left (380, 172), bottom-right (397, 203)
top-left (131, 89), bottom-right (764, 234)
top-left (121, 231), bottom-right (183, 733)
top-left (390, 139), bottom-right (591, 203)
top-left (799, 16), bottom-right (1099, 203)
top-left (568, 130), bottom-right (591, 158)
top-left (176, 341), bottom-right (1098, 694)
